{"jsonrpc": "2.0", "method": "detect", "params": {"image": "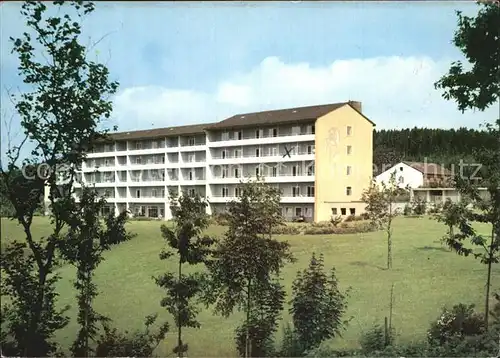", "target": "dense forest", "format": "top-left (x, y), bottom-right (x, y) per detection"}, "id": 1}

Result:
top-left (373, 127), bottom-right (497, 174)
